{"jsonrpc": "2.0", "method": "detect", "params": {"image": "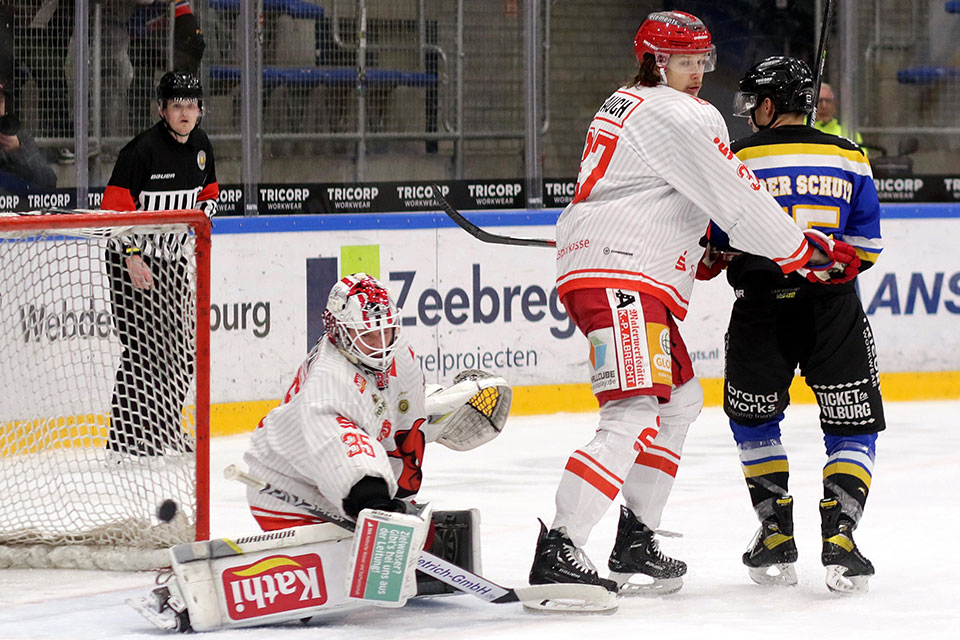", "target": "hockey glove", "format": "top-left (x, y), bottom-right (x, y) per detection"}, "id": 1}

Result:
top-left (801, 229), bottom-right (861, 285)
top-left (342, 476), bottom-right (408, 518)
top-left (695, 243), bottom-right (737, 280)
